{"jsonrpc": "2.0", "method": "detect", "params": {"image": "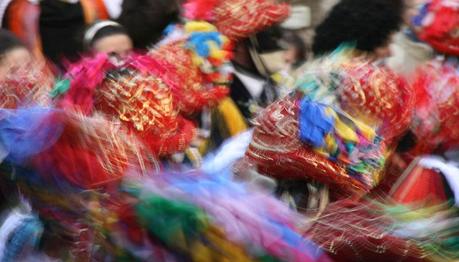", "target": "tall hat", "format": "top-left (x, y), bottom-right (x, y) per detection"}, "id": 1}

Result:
top-left (183, 0), bottom-right (290, 41)
top-left (58, 54), bottom-right (196, 157)
top-left (413, 0), bottom-right (459, 56)
top-left (245, 53), bottom-right (412, 194)
top-left (150, 21), bottom-right (233, 115)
